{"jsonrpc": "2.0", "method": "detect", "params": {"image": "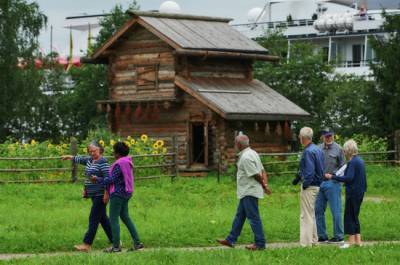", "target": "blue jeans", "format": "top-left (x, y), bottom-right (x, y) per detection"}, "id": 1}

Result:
top-left (83, 195), bottom-right (113, 245)
top-left (315, 181), bottom-right (344, 240)
top-left (226, 196), bottom-right (266, 248)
